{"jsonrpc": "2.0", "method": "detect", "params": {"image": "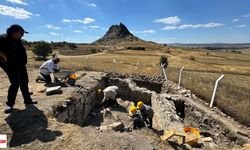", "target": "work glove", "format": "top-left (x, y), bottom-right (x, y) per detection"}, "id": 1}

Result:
top-left (54, 69), bottom-right (60, 72)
